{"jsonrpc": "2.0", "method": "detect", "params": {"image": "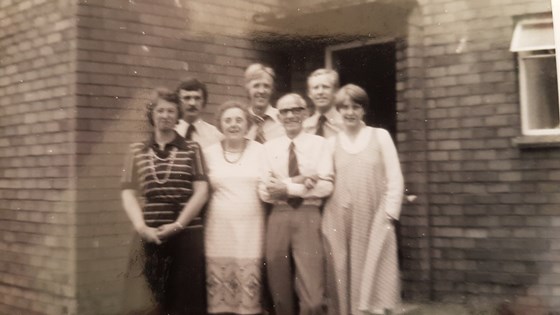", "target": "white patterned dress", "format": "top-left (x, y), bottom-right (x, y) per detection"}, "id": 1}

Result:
top-left (322, 127), bottom-right (404, 315)
top-left (204, 140), bottom-right (266, 314)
